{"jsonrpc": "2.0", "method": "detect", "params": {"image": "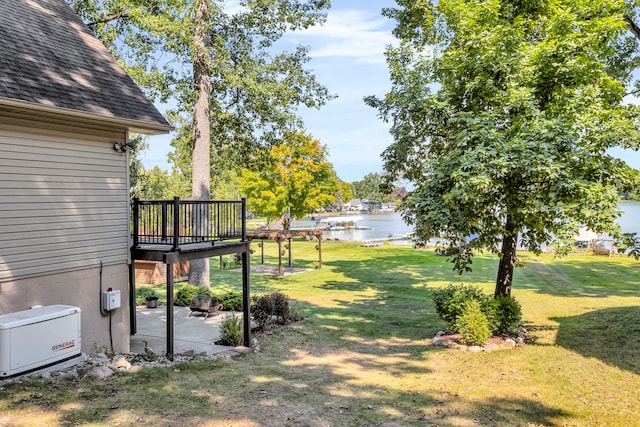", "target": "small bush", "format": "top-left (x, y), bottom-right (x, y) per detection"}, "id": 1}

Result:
top-left (288, 301), bottom-right (307, 322)
top-left (486, 295), bottom-right (522, 333)
top-left (455, 300), bottom-right (492, 346)
top-left (135, 287), bottom-right (158, 306)
top-left (219, 291), bottom-right (243, 312)
top-left (251, 294), bottom-right (275, 331)
top-left (431, 284), bottom-right (489, 328)
top-left (174, 285), bottom-right (211, 307)
top-left (219, 314), bottom-right (243, 346)
top-left (250, 292), bottom-right (295, 331)
top-left (270, 292), bottom-right (291, 323)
